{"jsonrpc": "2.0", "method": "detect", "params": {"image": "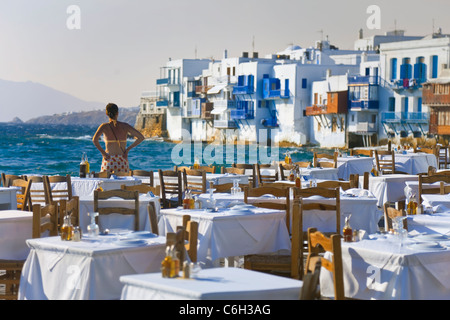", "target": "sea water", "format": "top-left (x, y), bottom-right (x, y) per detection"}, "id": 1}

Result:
top-left (0, 123), bottom-right (318, 176)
